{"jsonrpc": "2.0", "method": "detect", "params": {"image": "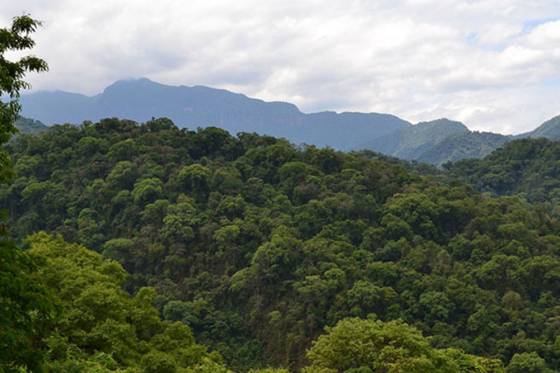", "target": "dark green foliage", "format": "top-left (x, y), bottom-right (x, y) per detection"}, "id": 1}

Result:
top-left (4, 118), bottom-right (560, 371)
top-left (0, 15), bottom-right (56, 372)
top-left (0, 235), bottom-right (56, 371)
top-left (446, 138), bottom-right (560, 203)
top-left (0, 15), bottom-right (48, 148)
